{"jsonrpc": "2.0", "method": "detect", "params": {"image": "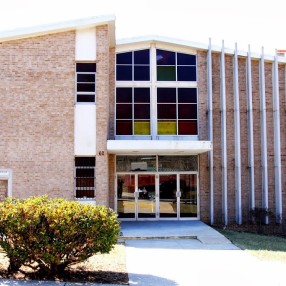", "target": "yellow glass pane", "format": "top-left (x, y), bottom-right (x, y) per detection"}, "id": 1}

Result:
top-left (158, 121), bottom-right (176, 135)
top-left (134, 121), bottom-right (150, 135)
